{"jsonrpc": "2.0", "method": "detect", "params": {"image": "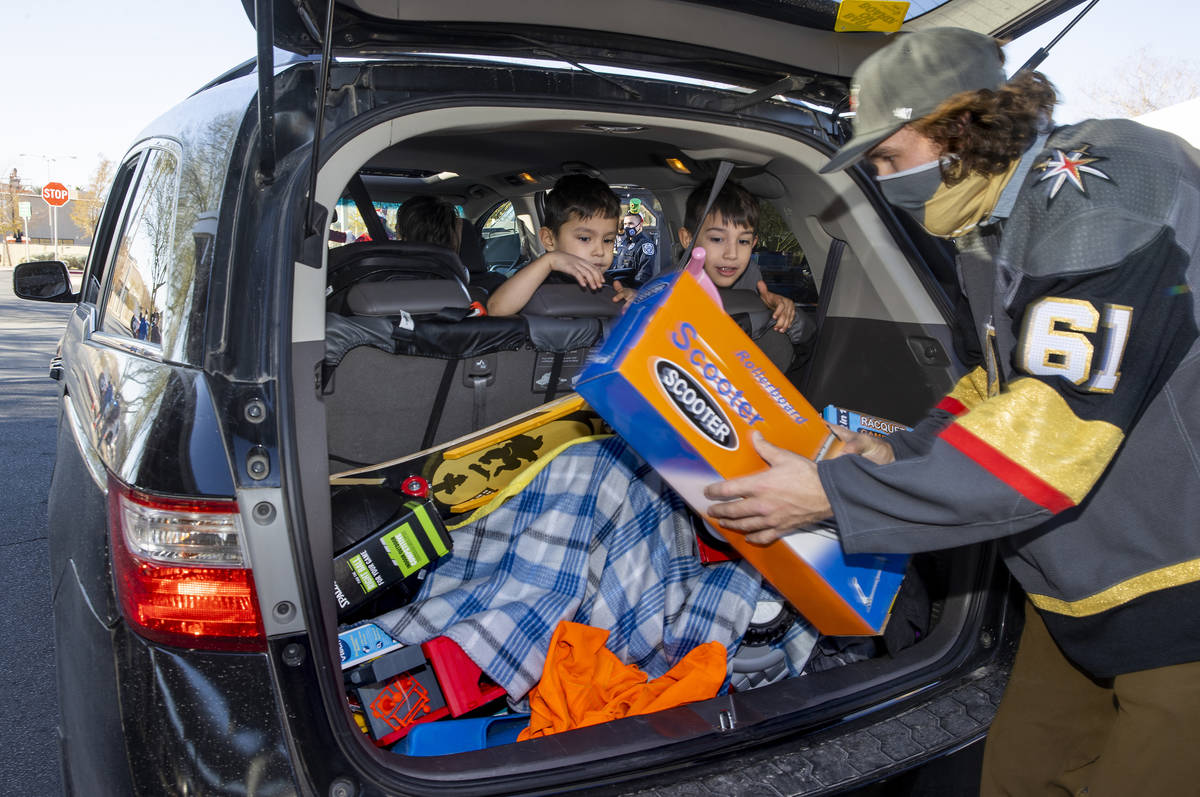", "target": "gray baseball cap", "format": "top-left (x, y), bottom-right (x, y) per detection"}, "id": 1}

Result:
top-left (820, 27), bottom-right (1007, 174)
